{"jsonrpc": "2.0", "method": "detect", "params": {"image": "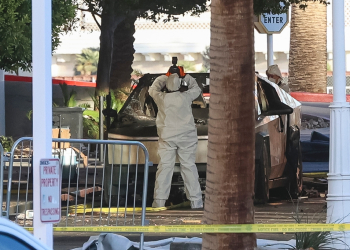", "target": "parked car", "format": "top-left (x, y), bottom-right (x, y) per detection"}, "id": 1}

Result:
top-left (106, 73), bottom-right (303, 204)
top-left (0, 217), bottom-right (50, 250)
